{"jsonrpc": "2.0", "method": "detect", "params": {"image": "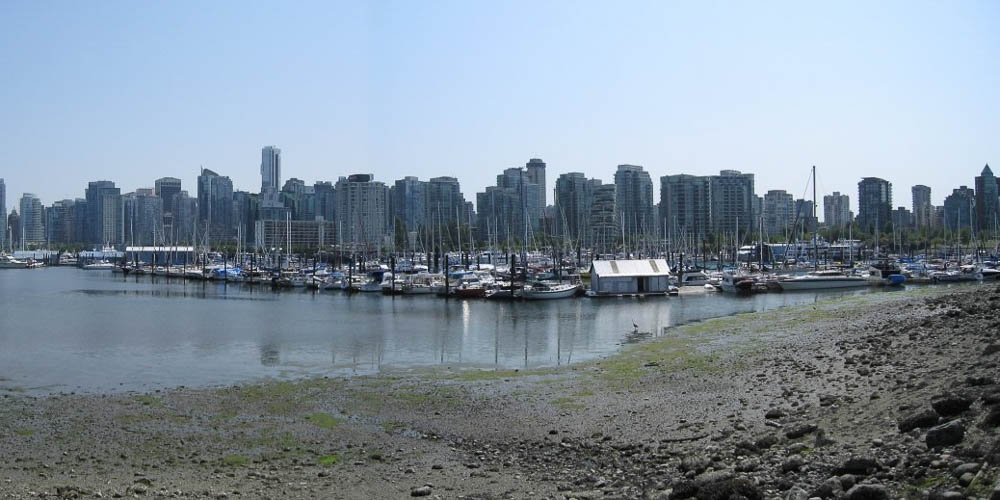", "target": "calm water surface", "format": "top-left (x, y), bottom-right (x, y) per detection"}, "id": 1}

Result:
top-left (0, 268), bottom-right (892, 394)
